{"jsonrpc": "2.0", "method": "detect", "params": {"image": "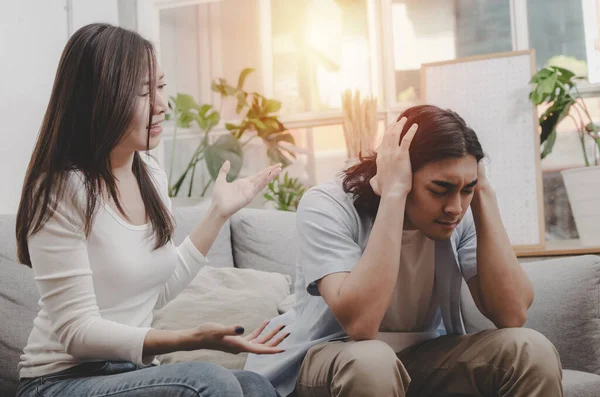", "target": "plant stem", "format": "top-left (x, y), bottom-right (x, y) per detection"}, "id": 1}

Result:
top-left (188, 163), bottom-right (197, 197)
top-left (568, 114), bottom-right (590, 166)
top-left (241, 134), bottom-right (257, 147)
top-left (168, 113), bottom-right (179, 188)
top-left (200, 179), bottom-right (214, 197)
